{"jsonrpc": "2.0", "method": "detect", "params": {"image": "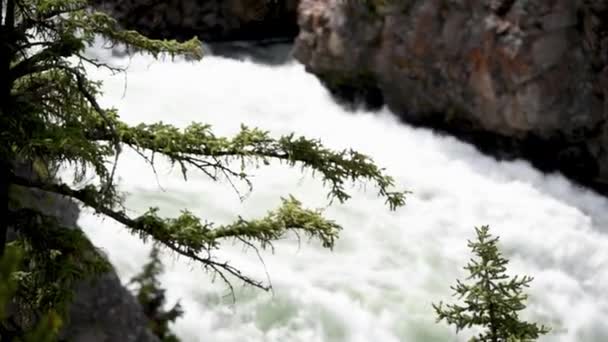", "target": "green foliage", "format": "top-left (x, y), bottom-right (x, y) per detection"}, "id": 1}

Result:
top-left (0, 245), bottom-right (21, 321)
top-left (0, 244), bottom-right (62, 341)
top-left (0, 0), bottom-right (407, 335)
top-left (433, 226), bottom-right (550, 342)
top-left (130, 246), bottom-right (182, 342)
top-left (9, 208), bottom-right (111, 318)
